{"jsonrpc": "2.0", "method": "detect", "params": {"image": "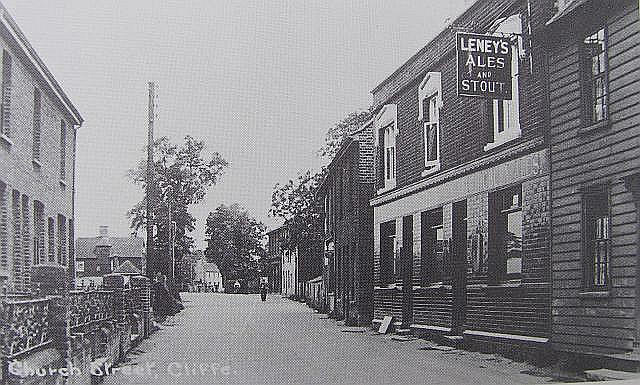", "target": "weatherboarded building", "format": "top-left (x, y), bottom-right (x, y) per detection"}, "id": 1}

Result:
top-left (0, 2), bottom-right (83, 293)
top-left (546, 0), bottom-right (640, 355)
top-left (317, 122), bottom-right (375, 325)
top-left (370, 0), bottom-right (556, 352)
